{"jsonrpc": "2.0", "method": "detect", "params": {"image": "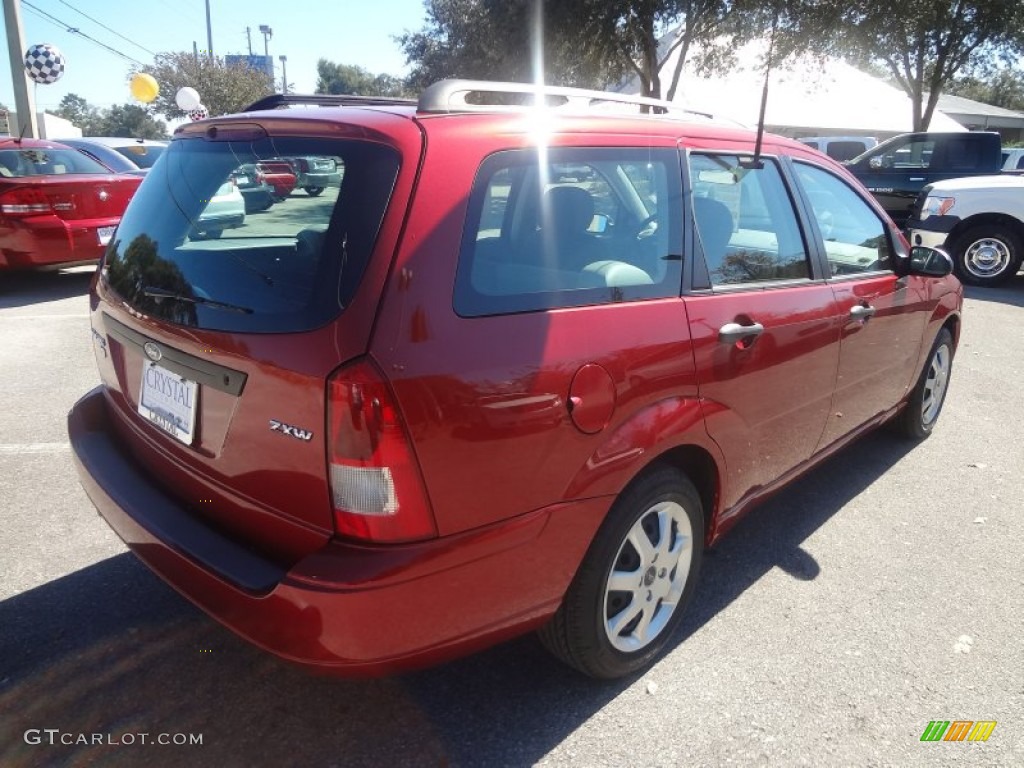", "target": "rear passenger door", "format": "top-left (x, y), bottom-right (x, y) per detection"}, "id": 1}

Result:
top-left (684, 152), bottom-right (841, 512)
